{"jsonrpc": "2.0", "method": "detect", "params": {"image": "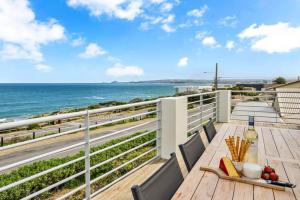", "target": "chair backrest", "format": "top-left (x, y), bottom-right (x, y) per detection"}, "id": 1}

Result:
top-left (179, 131), bottom-right (206, 172)
top-left (131, 153), bottom-right (184, 200)
top-left (203, 119), bottom-right (217, 143)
